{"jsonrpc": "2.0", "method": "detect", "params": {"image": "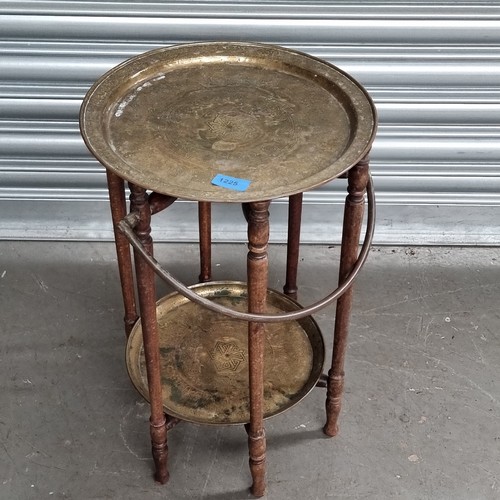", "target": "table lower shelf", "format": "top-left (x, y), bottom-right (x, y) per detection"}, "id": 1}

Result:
top-left (126, 281), bottom-right (325, 425)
